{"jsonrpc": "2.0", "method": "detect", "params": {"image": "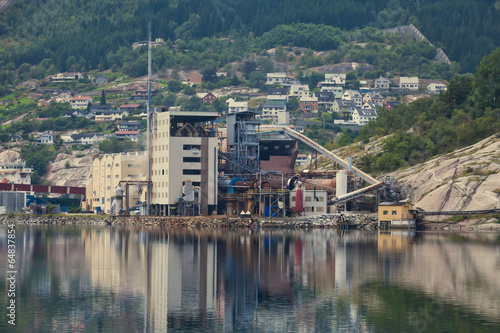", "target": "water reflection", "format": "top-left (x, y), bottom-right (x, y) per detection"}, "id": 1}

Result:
top-left (1, 225), bottom-right (499, 332)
